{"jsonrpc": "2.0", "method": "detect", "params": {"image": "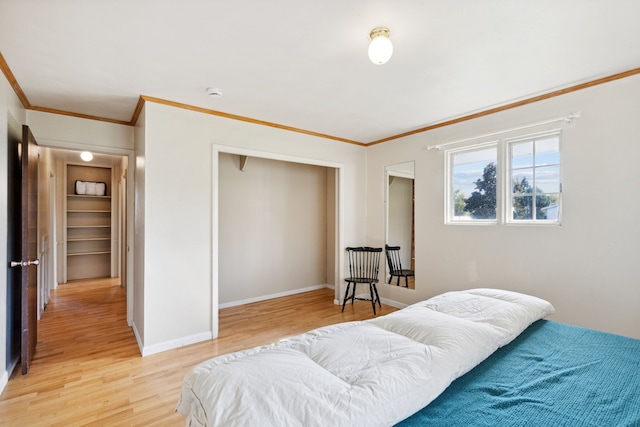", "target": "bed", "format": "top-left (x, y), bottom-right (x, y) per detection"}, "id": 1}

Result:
top-left (397, 319), bottom-right (640, 426)
top-left (176, 289), bottom-right (640, 426)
